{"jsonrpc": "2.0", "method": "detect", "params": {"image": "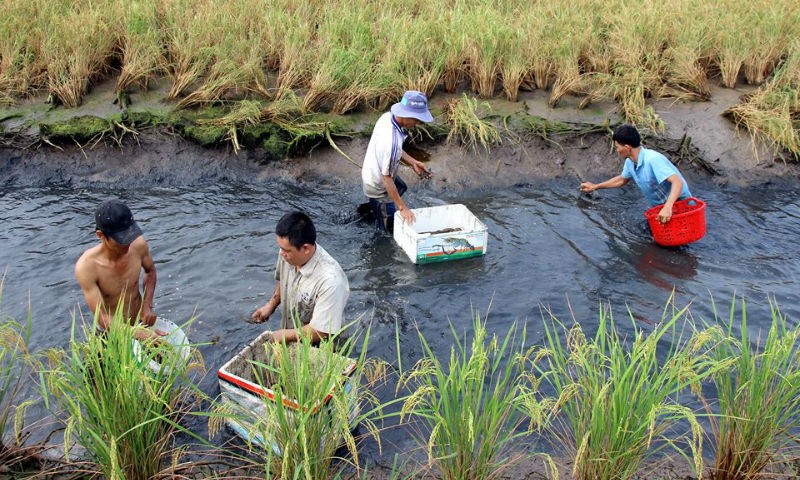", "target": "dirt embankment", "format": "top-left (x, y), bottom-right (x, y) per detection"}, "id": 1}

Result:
top-left (1, 80), bottom-right (799, 190)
